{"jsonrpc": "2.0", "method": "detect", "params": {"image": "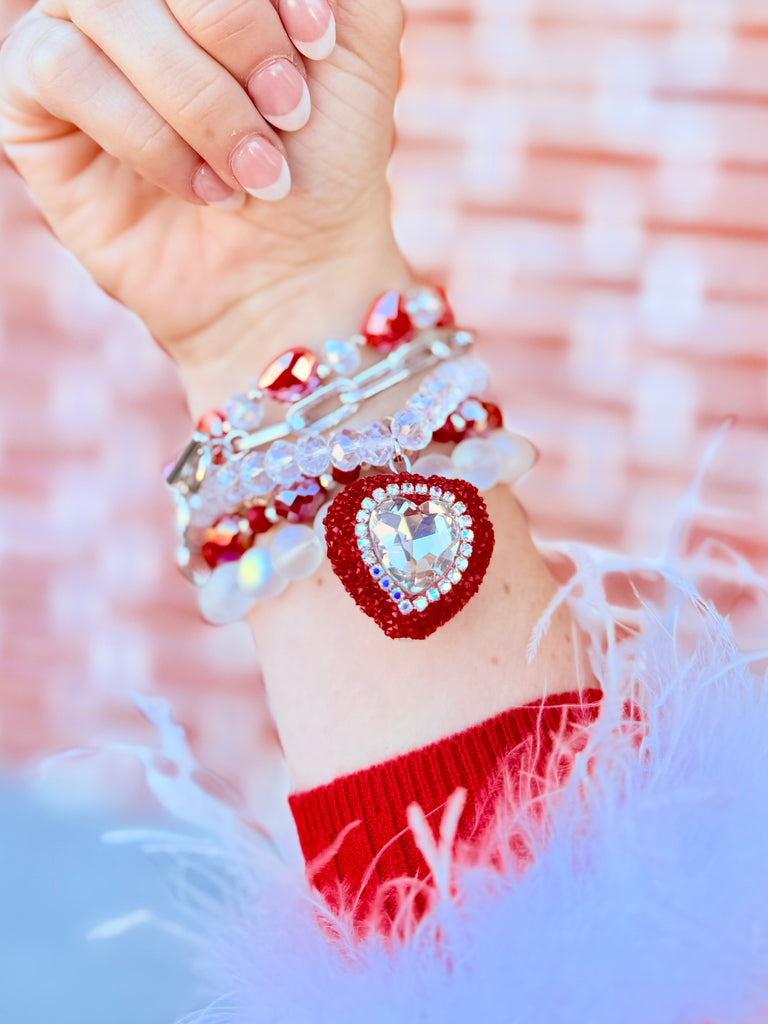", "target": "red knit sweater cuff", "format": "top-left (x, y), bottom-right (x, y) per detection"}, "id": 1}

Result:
top-left (289, 689), bottom-right (603, 919)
